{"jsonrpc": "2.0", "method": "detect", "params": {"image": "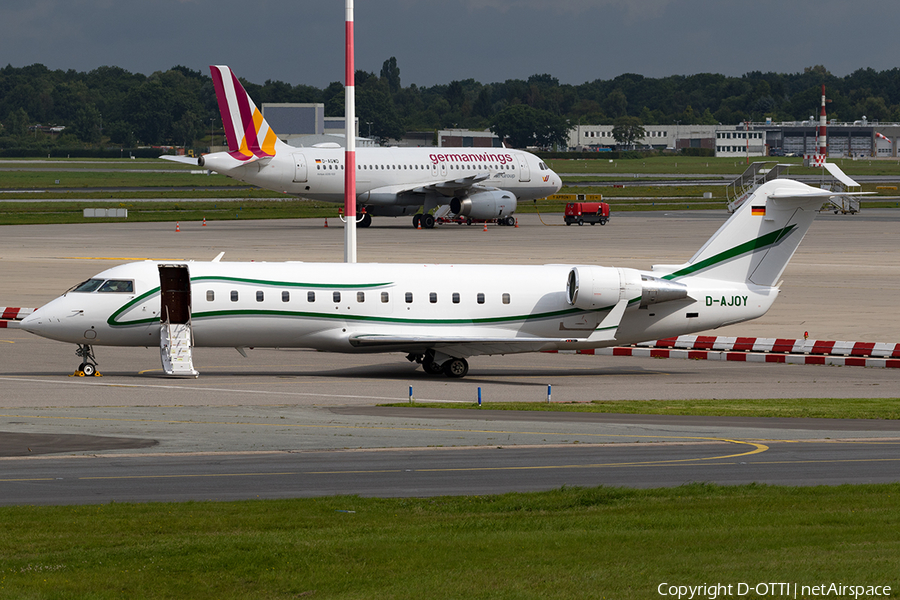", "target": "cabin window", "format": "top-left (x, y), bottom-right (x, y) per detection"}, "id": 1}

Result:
top-left (502, 293), bottom-right (511, 304)
top-left (357, 292), bottom-right (365, 303)
top-left (452, 292), bottom-right (460, 304)
top-left (429, 292), bottom-right (437, 303)
top-left (256, 291), bottom-right (264, 302)
top-left (405, 292), bottom-right (413, 303)
top-left (97, 280), bottom-right (134, 293)
top-left (333, 291), bottom-right (341, 303)
top-left (282, 291), bottom-right (290, 302)
top-left (206, 291), bottom-right (215, 302)
top-left (231, 291), bottom-right (239, 302)
top-left (72, 279), bottom-right (104, 293)
top-left (307, 291), bottom-right (315, 302)
top-left (381, 292), bottom-right (389, 303)
top-left (477, 293), bottom-right (485, 304)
